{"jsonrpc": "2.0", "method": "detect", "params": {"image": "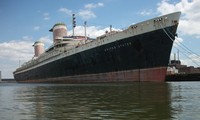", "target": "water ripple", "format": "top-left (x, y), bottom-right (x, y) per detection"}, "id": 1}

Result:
top-left (0, 82), bottom-right (200, 119)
